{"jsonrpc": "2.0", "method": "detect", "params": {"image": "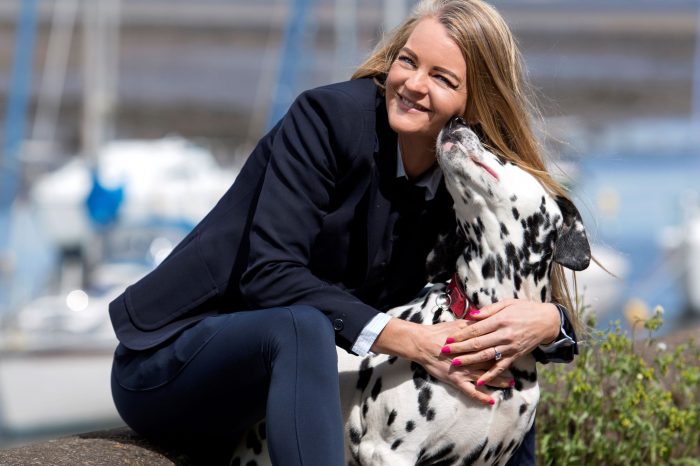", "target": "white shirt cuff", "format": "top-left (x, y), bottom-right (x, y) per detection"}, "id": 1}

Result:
top-left (351, 313), bottom-right (392, 356)
top-left (538, 305), bottom-right (576, 352)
